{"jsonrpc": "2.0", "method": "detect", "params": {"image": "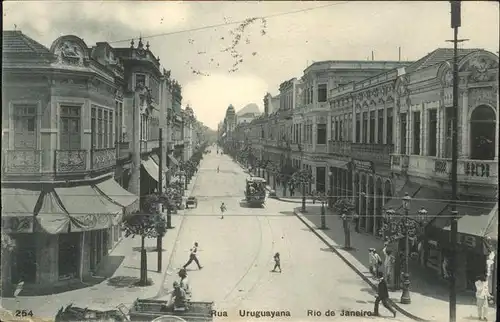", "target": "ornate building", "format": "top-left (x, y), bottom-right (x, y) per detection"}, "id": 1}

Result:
top-left (228, 49), bottom-right (498, 290)
top-left (1, 31), bottom-right (206, 293)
